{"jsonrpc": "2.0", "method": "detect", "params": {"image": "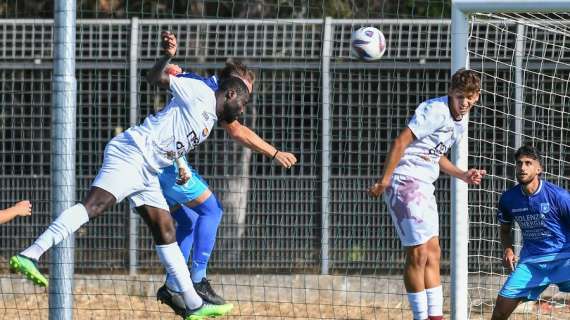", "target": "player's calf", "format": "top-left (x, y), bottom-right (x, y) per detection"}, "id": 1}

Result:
top-left (492, 295), bottom-right (521, 320)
